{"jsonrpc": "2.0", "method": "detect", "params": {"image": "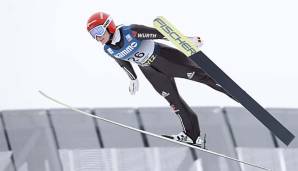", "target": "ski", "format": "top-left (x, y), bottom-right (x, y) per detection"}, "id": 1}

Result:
top-left (153, 16), bottom-right (295, 146)
top-left (39, 90), bottom-right (271, 171)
